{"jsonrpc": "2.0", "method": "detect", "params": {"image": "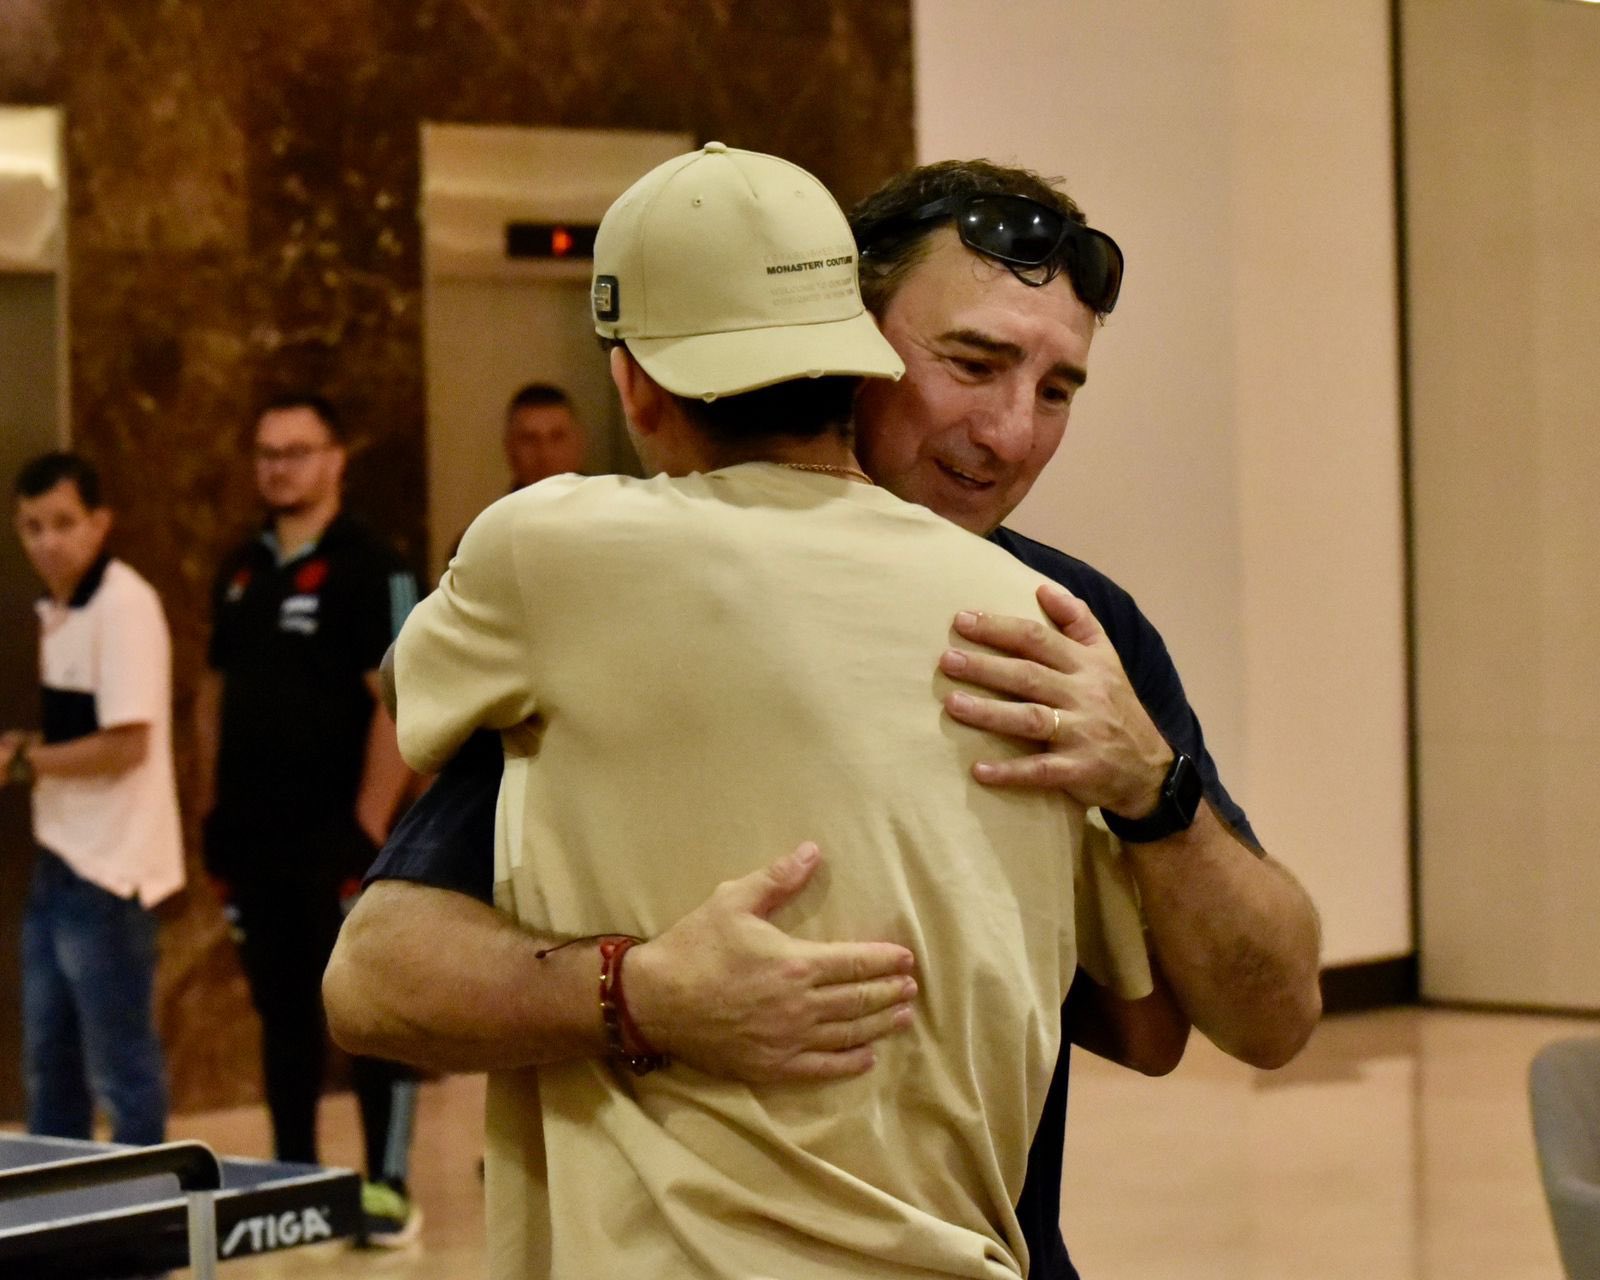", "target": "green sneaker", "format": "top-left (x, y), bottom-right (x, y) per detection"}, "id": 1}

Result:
top-left (359, 1179), bottom-right (422, 1248)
